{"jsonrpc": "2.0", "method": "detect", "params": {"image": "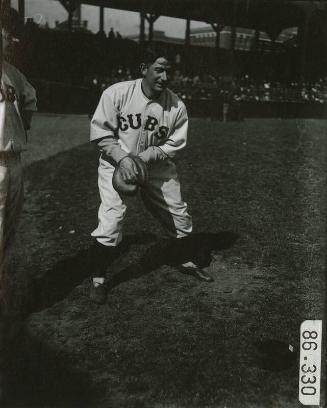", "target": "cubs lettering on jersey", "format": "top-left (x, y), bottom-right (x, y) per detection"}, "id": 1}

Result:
top-left (90, 78), bottom-right (188, 161)
top-left (118, 113), bottom-right (169, 139)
